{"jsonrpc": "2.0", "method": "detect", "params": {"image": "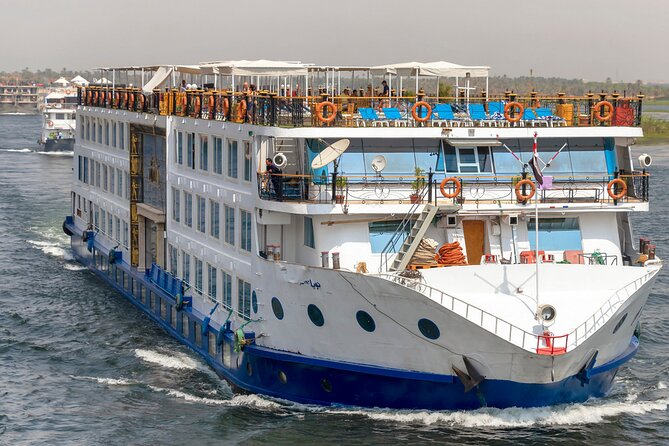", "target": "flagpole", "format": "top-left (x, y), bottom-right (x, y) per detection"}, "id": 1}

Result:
top-left (533, 132), bottom-right (540, 306)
